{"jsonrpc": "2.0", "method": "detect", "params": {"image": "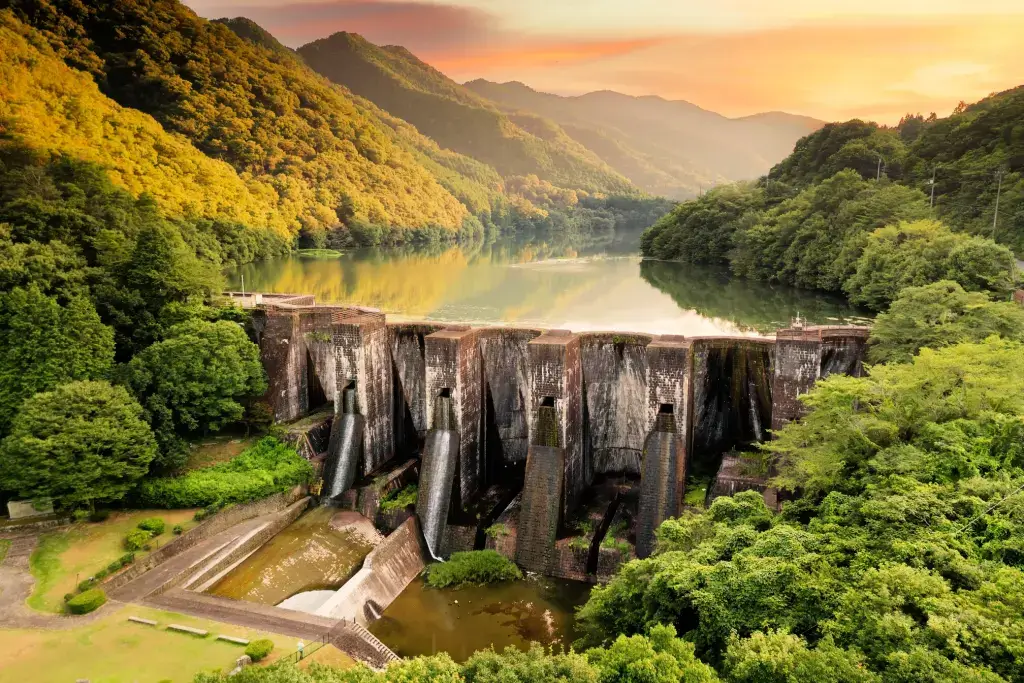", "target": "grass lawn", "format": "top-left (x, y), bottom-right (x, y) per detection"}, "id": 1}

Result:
top-left (29, 509), bottom-right (199, 613)
top-left (0, 539), bottom-right (10, 564)
top-left (0, 604), bottom-right (354, 683)
top-left (185, 435), bottom-right (260, 471)
top-left (296, 248), bottom-right (344, 259)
